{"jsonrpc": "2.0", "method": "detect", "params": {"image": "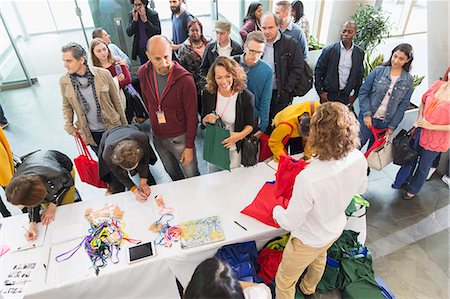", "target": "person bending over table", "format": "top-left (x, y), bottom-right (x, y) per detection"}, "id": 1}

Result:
top-left (202, 56), bottom-right (254, 171)
top-left (184, 257), bottom-right (271, 299)
top-left (98, 125), bottom-right (157, 202)
top-left (268, 101), bottom-right (320, 162)
top-left (6, 150), bottom-right (76, 241)
top-left (272, 102), bottom-right (368, 299)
